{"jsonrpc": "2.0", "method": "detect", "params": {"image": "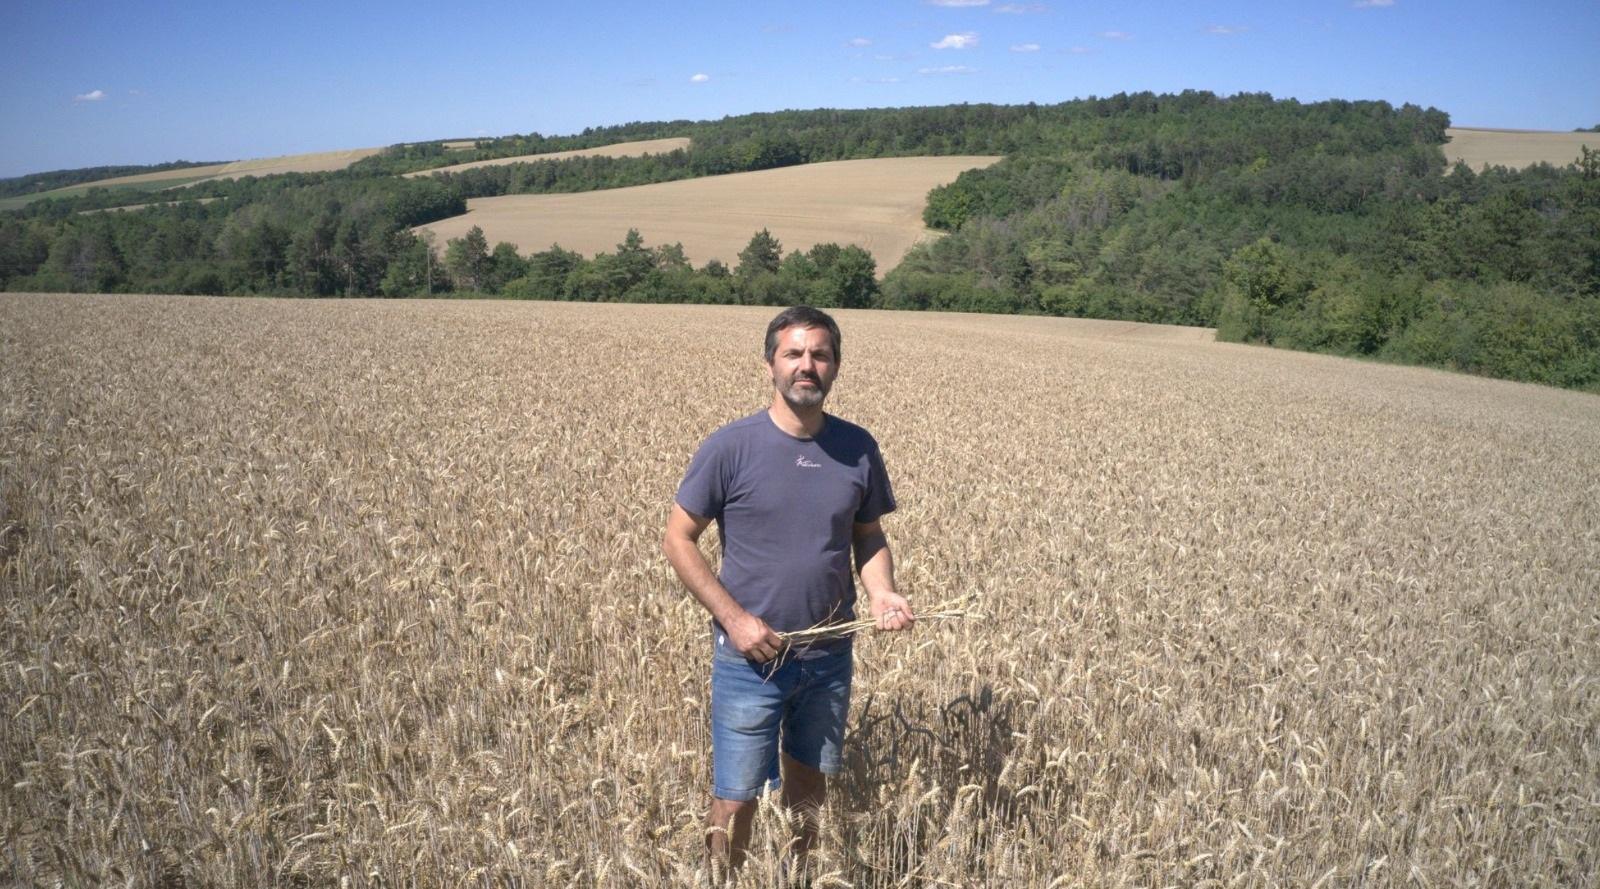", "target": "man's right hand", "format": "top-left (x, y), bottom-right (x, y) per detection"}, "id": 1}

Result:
top-left (724, 611), bottom-right (784, 663)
